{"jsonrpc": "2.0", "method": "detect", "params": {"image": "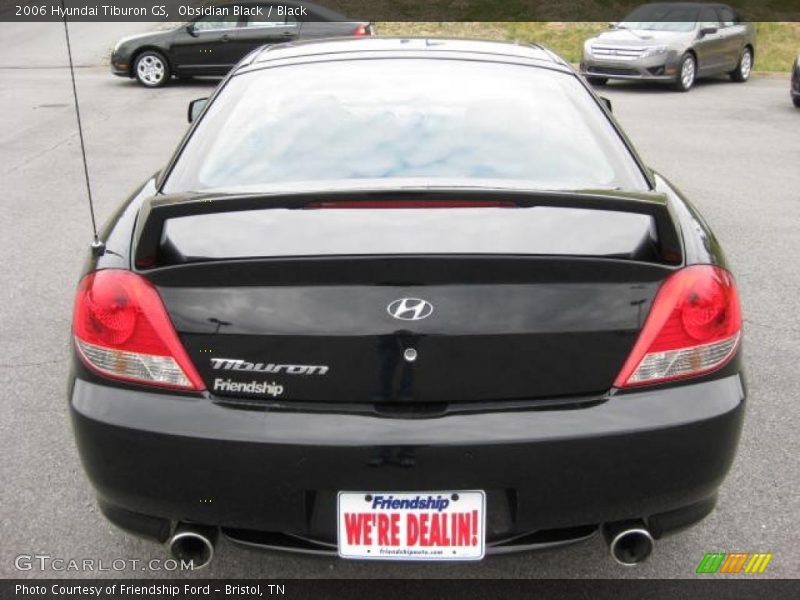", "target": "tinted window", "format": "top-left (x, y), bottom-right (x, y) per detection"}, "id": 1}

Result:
top-left (717, 7), bottom-right (738, 26)
top-left (164, 59), bottom-right (648, 193)
top-left (244, 5), bottom-right (297, 27)
top-left (192, 14), bottom-right (239, 31)
top-left (699, 7), bottom-right (722, 28)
